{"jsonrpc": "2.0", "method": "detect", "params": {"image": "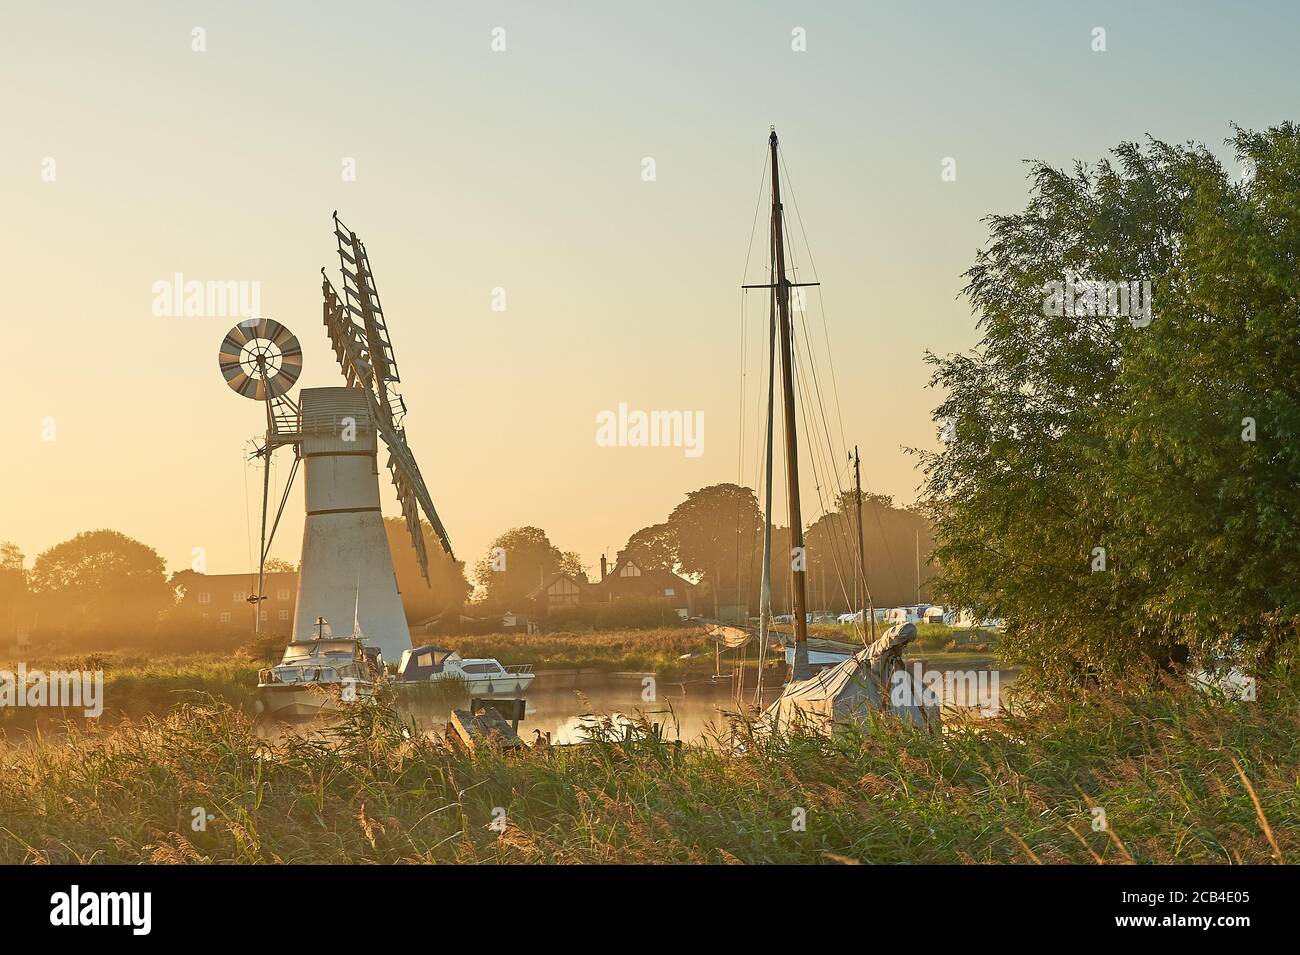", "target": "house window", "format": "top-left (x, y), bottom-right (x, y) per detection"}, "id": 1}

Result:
top-left (233, 591), bottom-right (246, 603)
top-left (278, 609), bottom-right (289, 621)
top-left (664, 588), bottom-right (675, 597)
top-left (197, 592), bottom-right (211, 605)
top-left (219, 612), bottom-right (231, 623)
top-left (277, 589), bottom-right (290, 601)
top-left (200, 612), bottom-right (209, 621)
top-left (619, 563), bottom-right (641, 577)
top-left (260, 610), bottom-right (268, 622)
